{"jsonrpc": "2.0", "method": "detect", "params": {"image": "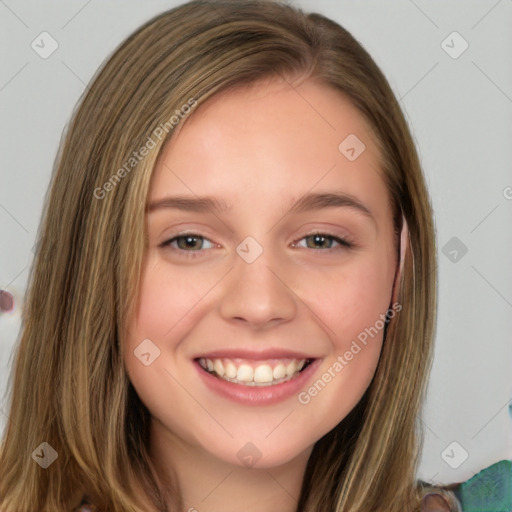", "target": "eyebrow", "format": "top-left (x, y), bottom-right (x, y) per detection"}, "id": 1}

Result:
top-left (147, 195), bottom-right (231, 214)
top-left (287, 192), bottom-right (374, 222)
top-left (146, 191), bottom-right (374, 223)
